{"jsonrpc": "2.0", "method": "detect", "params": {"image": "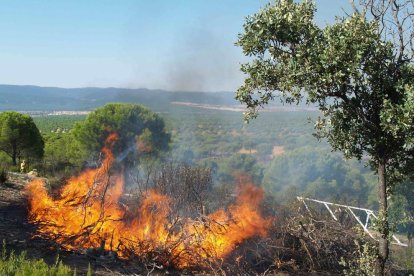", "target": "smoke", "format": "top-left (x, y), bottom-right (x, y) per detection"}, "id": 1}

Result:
top-left (116, 144), bottom-right (136, 164)
top-left (163, 27), bottom-right (243, 92)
